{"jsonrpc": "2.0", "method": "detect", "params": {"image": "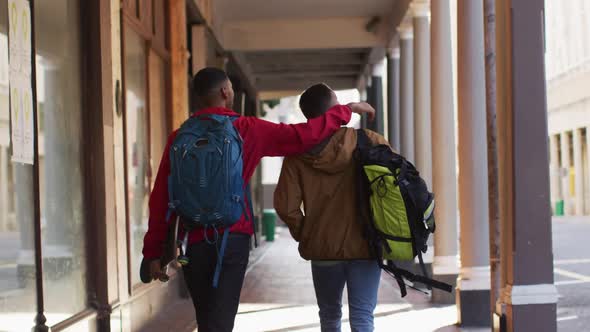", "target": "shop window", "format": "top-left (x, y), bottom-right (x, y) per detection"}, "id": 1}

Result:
top-left (124, 26), bottom-right (150, 286)
top-left (34, 0), bottom-right (88, 326)
top-left (0, 0), bottom-right (36, 330)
